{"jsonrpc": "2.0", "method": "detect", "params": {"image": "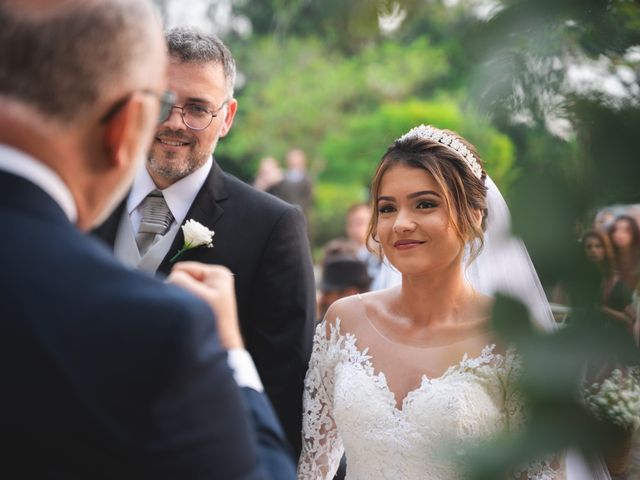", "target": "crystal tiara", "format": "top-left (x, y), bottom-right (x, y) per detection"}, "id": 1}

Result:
top-left (397, 124), bottom-right (483, 179)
